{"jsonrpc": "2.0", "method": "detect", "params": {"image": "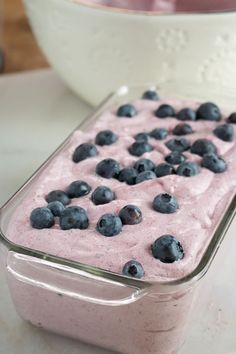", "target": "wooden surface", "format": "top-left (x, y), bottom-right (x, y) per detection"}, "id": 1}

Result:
top-left (2, 0), bottom-right (49, 73)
